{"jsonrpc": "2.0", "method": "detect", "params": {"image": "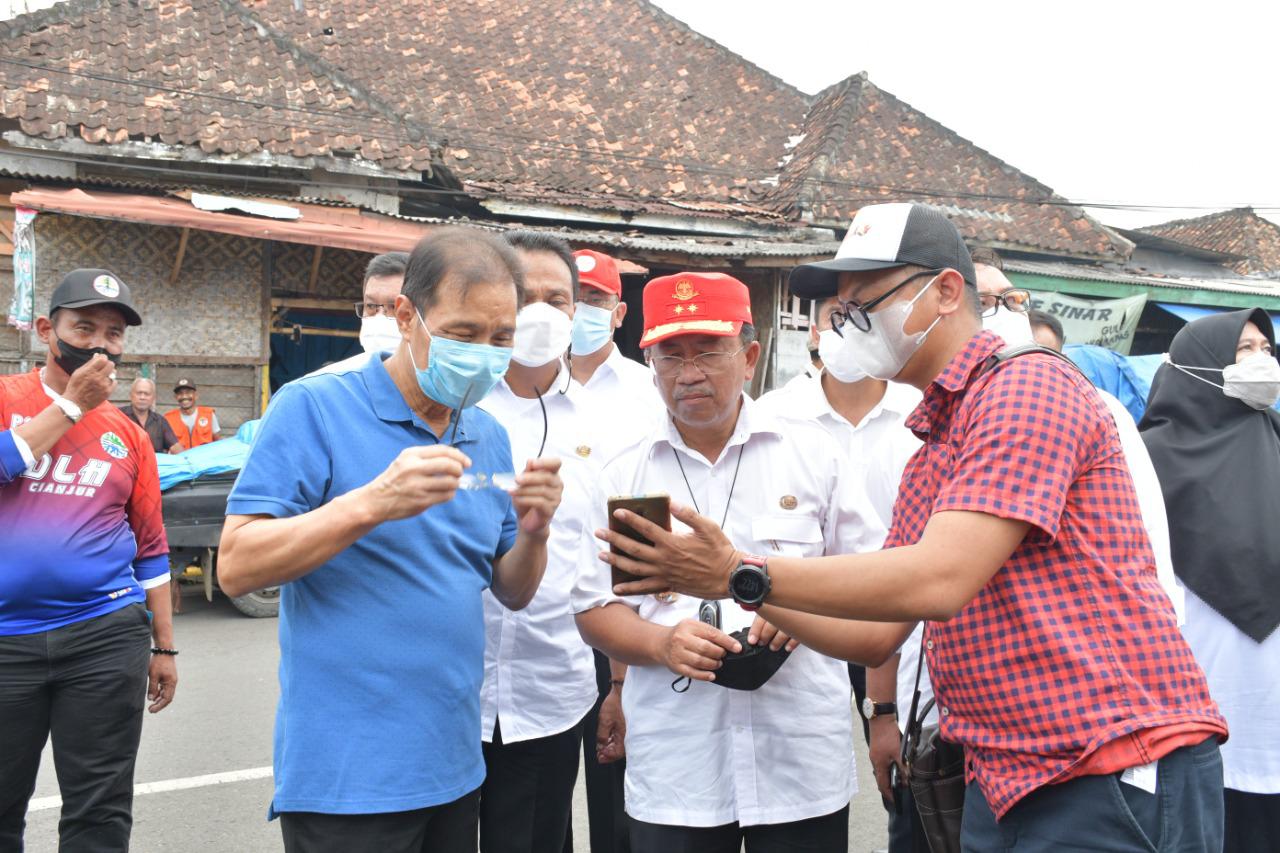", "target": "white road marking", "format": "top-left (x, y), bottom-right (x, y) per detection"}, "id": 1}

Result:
top-left (27, 766), bottom-right (273, 813)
